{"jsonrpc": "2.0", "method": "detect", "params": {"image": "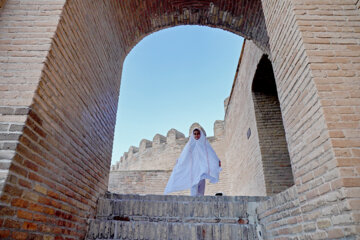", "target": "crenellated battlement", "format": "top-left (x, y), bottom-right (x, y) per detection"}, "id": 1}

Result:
top-left (111, 120), bottom-right (225, 171)
top-left (139, 139), bottom-right (152, 151)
